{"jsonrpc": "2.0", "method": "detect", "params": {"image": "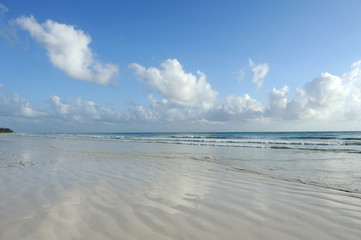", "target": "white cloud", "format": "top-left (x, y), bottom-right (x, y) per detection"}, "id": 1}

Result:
top-left (0, 3), bottom-right (8, 14)
top-left (337, 61), bottom-right (361, 119)
top-left (129, 104), bottom-right (155, 122)
top-left (238, 66), bottom-right (247, 82)
top-left (0, 83), bottom-right (3, 88)
top-left (51, 95), bottom-right (160, 123)
top-left (288, 72), bottom-right (345, 119)
top-left (249, 59), bottom-right (269, 88)
top-left (50, 96), bottom-right (70, 115)
top-left (130, 59), bottom-right (218, 110)
top-left (207, 94), bottom-right (264, 122)
top-left (0, 6), bottom-right (16, 44)
top-left (15, 15), bottom-right (118, 85)
top-left (266, 60), bottom-right (361, 121)
top-left (50, 96), bottom-right (124, 123)
top-left (0, 93), bottom-right (42, 117)
top-left (147, 95), bottom-right (200, 122)
top-left (266, 85), bottom-right (289, 118)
